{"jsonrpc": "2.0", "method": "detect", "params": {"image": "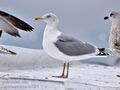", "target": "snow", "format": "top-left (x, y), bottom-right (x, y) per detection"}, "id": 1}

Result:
top-left (0, 45), bottom-right (120, 89)
top-left (0, 64), bottom-right (120, 90)
top-left (0, 45), bottom-right (64, 70)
